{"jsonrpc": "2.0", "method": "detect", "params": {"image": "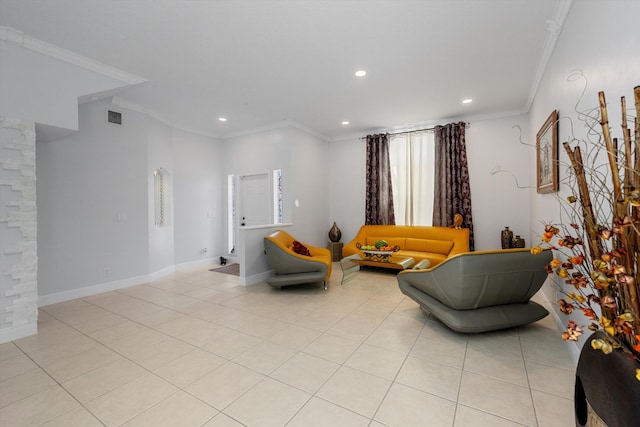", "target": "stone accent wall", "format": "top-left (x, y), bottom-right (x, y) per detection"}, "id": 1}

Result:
top-left (0, 117), bottom-right (38, 342)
